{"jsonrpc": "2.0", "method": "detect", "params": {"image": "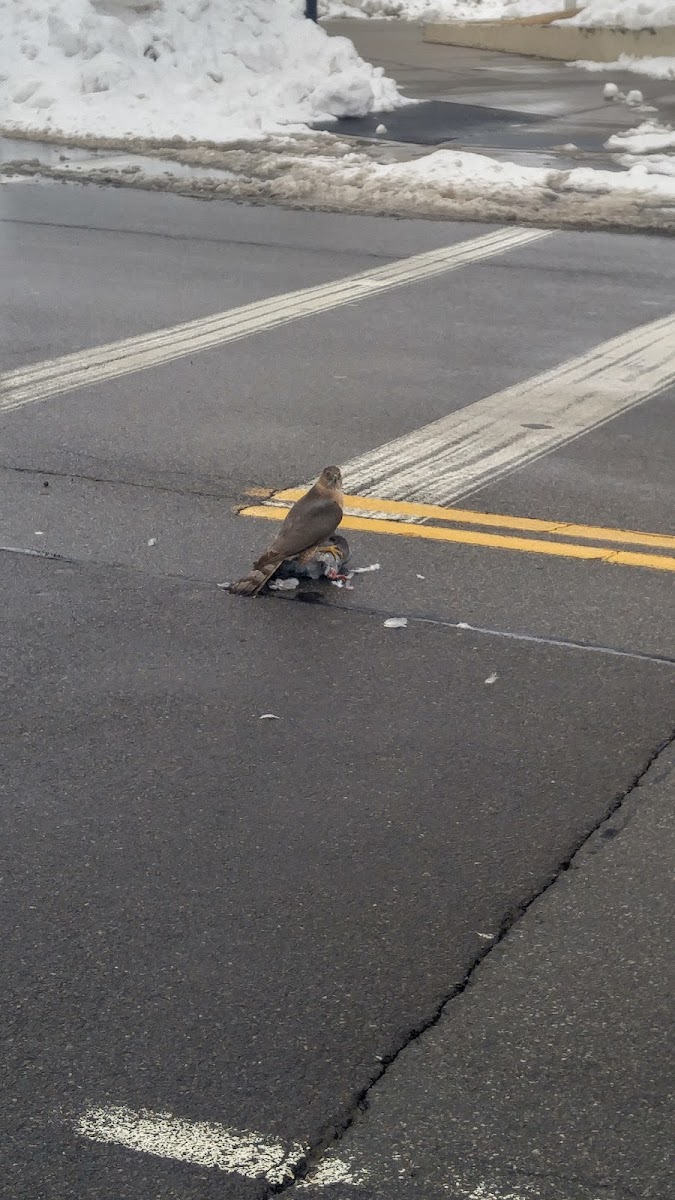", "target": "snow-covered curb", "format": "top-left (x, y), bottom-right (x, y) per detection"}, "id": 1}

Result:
top-left (4, 136), bottom-right (674, 233)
